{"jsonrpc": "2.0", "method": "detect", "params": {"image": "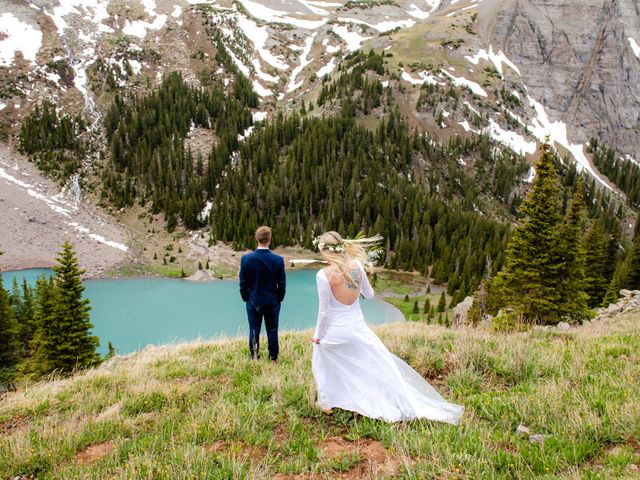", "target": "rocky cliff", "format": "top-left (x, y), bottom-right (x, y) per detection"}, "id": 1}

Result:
top-left (483, 0), bottom-right (640, 160)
